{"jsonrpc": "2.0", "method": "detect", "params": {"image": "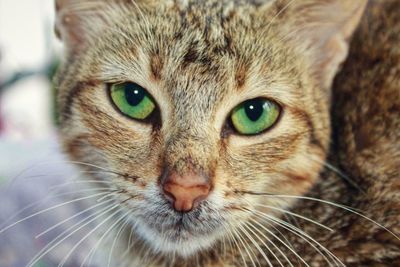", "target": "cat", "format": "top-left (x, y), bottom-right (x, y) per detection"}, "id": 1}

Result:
top-left (53, 0), bottom-right (400, 266)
